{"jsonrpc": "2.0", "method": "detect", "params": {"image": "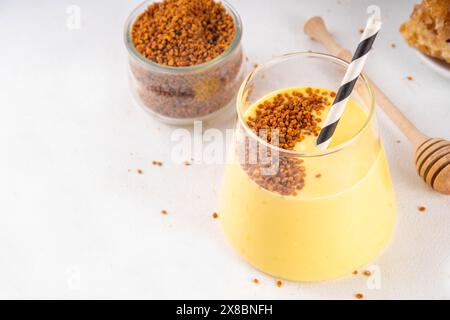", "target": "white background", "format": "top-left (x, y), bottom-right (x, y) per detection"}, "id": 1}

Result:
top-left (0, 0), bottom-right (449, 299)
